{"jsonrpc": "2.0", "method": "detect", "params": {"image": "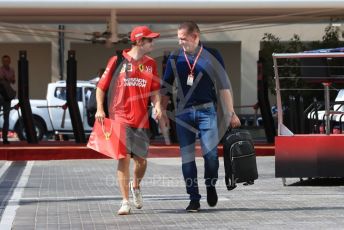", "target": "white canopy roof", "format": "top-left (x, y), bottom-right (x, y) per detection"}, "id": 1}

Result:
top-left (0, 0), bottom-right (343, 23)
